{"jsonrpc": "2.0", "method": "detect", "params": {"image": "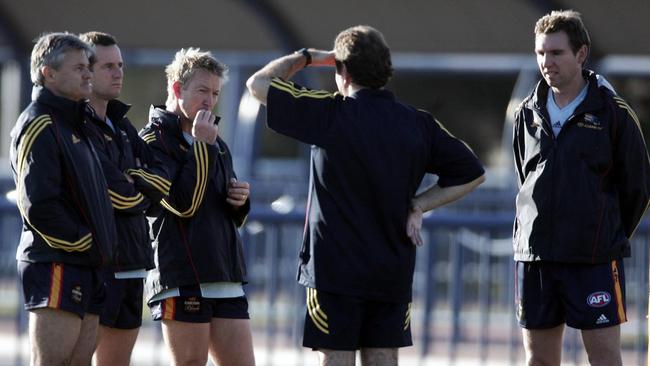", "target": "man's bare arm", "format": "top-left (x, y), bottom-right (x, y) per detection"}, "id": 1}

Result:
top-left (407, 174), bottom-right (485, 246)
top-left (246, 49), bottom-right (335, 105)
